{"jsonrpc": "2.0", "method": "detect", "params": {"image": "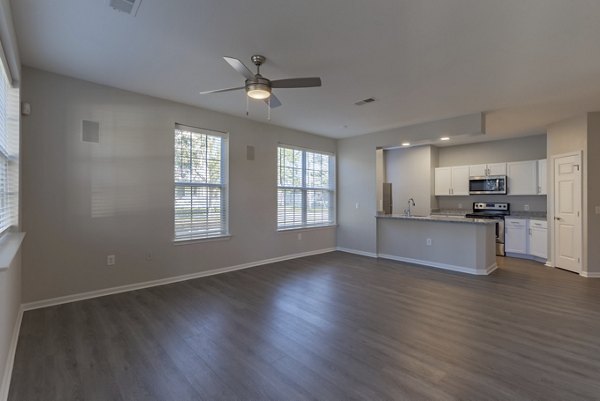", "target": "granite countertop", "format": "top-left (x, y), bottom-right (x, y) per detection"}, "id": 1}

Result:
top-left (430, 209), bottom-right (468, 217)
top-left (376, 214), bottom-right (497, 225)
top-left (506, 212), bottom-right (547, 221)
